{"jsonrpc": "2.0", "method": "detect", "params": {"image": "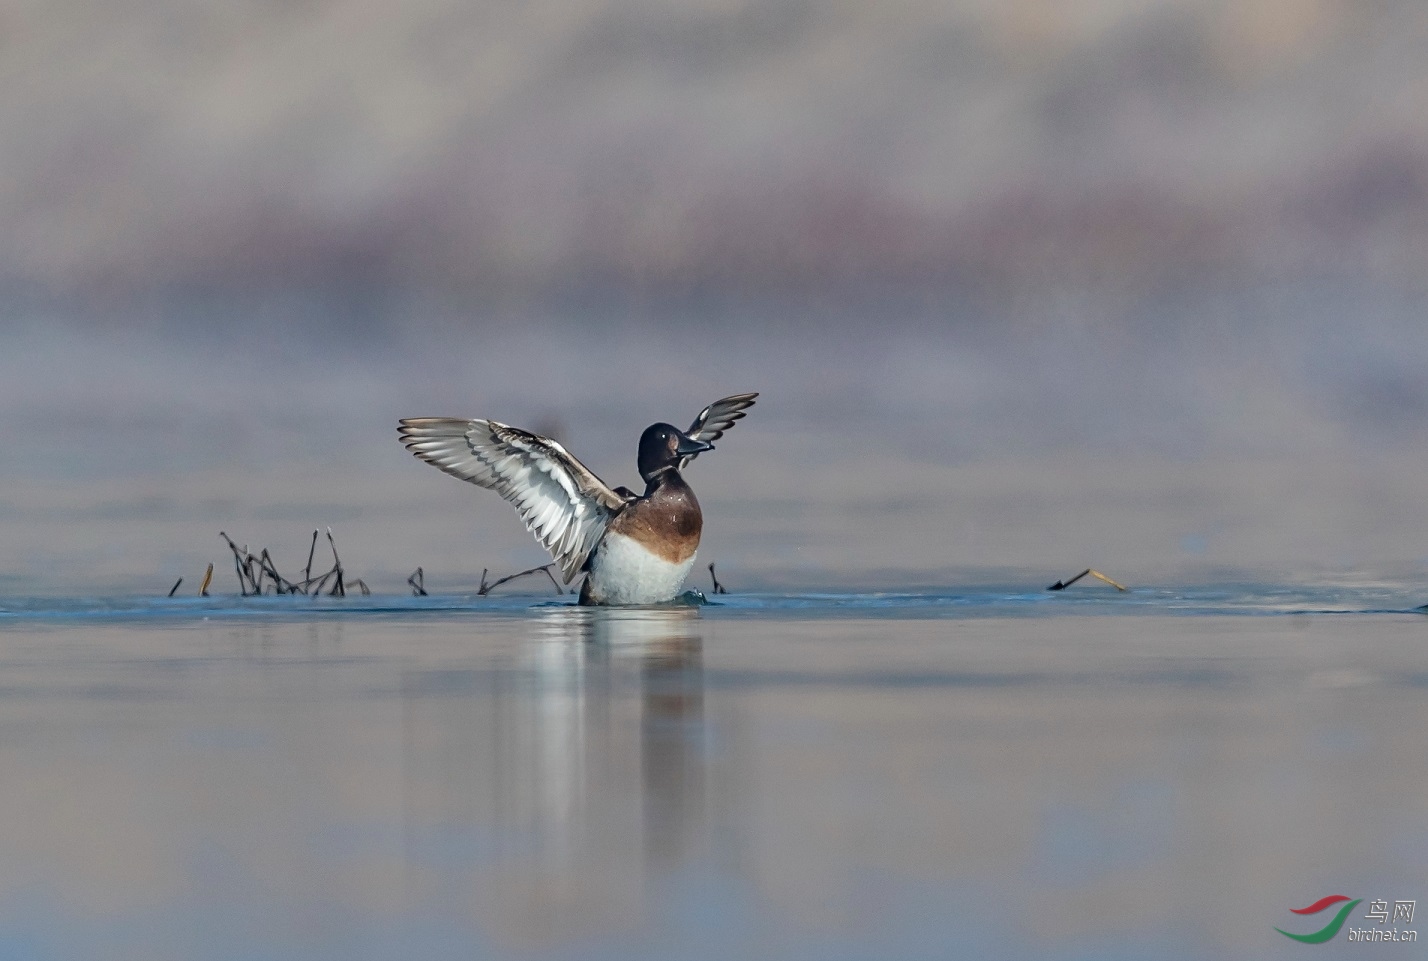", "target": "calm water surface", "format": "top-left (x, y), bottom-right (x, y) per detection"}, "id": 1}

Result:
top-left (0, 587), bottom-right (1425, 960)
